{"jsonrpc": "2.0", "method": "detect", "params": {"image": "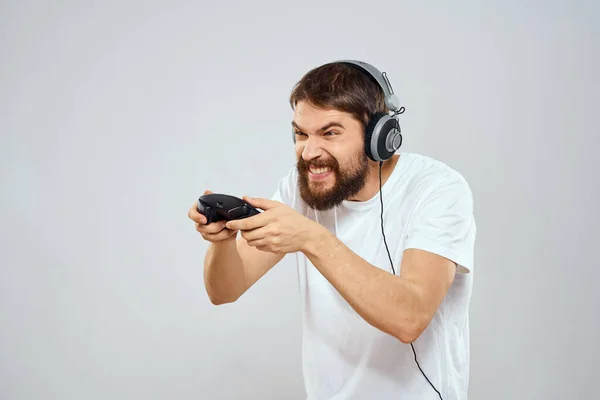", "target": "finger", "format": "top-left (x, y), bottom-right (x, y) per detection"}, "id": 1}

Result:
top-left (239, 225), bottom-right (269, 242)
top-left (189, 203), bottom-right (207, 224)
top-left (243, 196), bottom-right (281, 210)
top-left (246, 238), bottom-right (268, 248)
top-left (196, 220), bottom-right (227, 234)
top-left (226, 213), bottom-right (269, 231)
top-left (203, 228), bottom-right (237, 242)
top-left (247, 240), bottom-right (281, 254)
top-left (190, 190), bottom-right (213, 224)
